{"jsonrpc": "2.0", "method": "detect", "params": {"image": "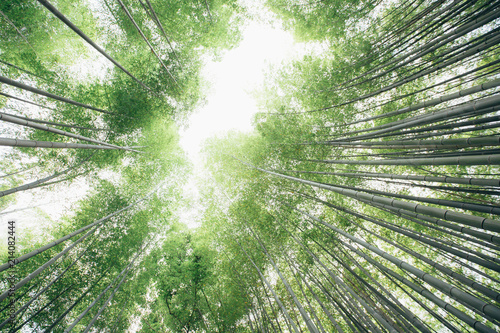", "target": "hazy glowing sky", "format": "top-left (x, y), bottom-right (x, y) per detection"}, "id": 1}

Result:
top-left (179, 20), bottom-right (296, 161)
top-left (176, 19), bottom-right (302, 228)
